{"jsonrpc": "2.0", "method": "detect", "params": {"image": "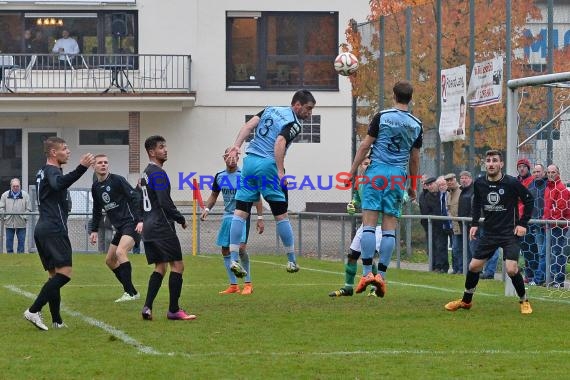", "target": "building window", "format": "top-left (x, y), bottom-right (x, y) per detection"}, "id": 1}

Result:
top-left (79, 130), bottom-right (128, 145)
top-left (244, 114), bottom-right (320, 144)
top-left (0, 11), bottom-right (137, 60)
top-left (227, 11), bottom-right (339, 90)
